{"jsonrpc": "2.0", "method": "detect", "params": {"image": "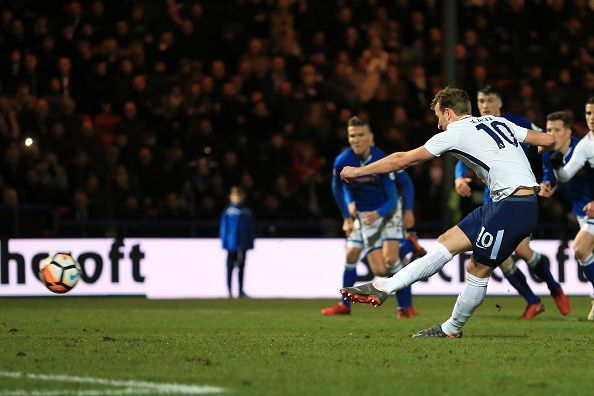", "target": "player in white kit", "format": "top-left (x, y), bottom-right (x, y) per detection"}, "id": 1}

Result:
top-left (550, 98), bottom-right (594, 319)
top-left (339, 87), bottom-right (555, 338)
